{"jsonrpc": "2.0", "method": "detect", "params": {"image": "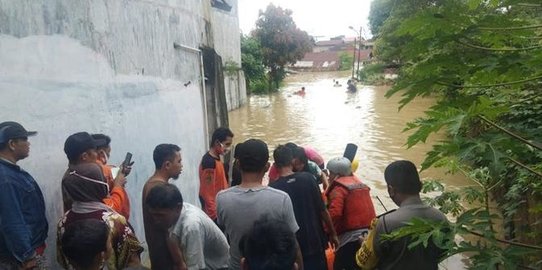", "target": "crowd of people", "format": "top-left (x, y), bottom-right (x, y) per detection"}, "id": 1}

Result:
top-left (0, 121), bottom-right (448, 270)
